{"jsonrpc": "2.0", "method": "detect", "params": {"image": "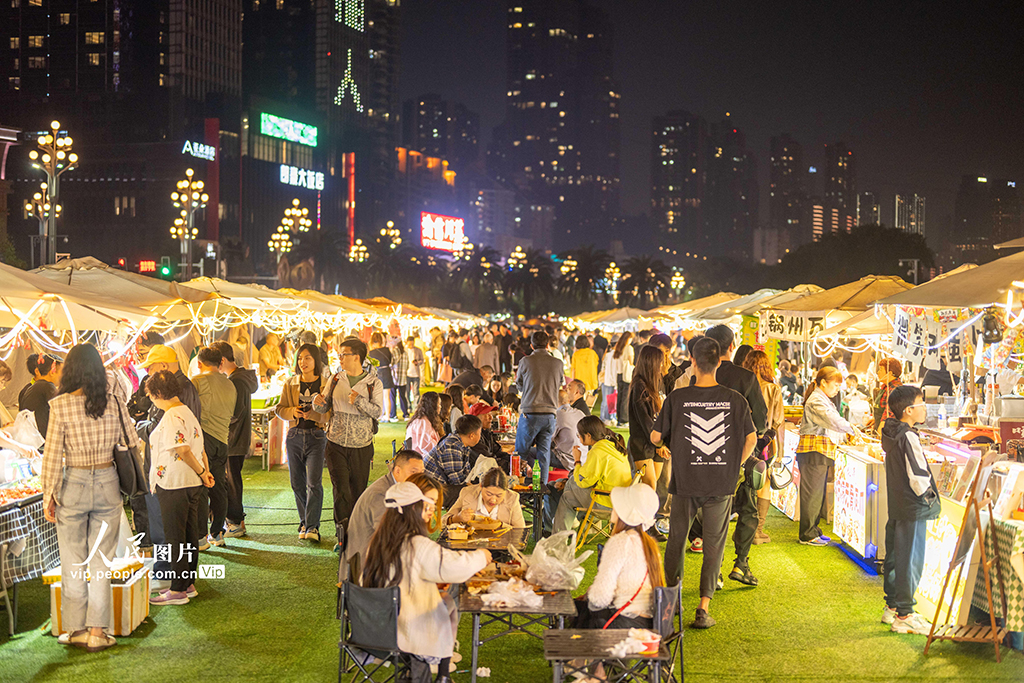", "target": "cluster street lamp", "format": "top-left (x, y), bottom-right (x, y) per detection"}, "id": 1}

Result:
top-left (269, 199), bottom-right (311, 260)
top-left (27, 120), bottom-right (77, 266)
top-left (671, 270), bottom-right (686, 291)
top-left (24, 182), bottom-right (62, 256)
top-left (170, 168), bottom-right (208, 281)
top-left (560, 256), bottom-right (578, 277)
top-left (508, 245), bottom-right (526, 269)
top-left (453, 237), bottom-right (474, 261)
top-left (379, 220), bottom-right (402, 249)
top-left (605, 261), bottom-right (621, 303)
top-left (349, 238), bottom-right (367, 263)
